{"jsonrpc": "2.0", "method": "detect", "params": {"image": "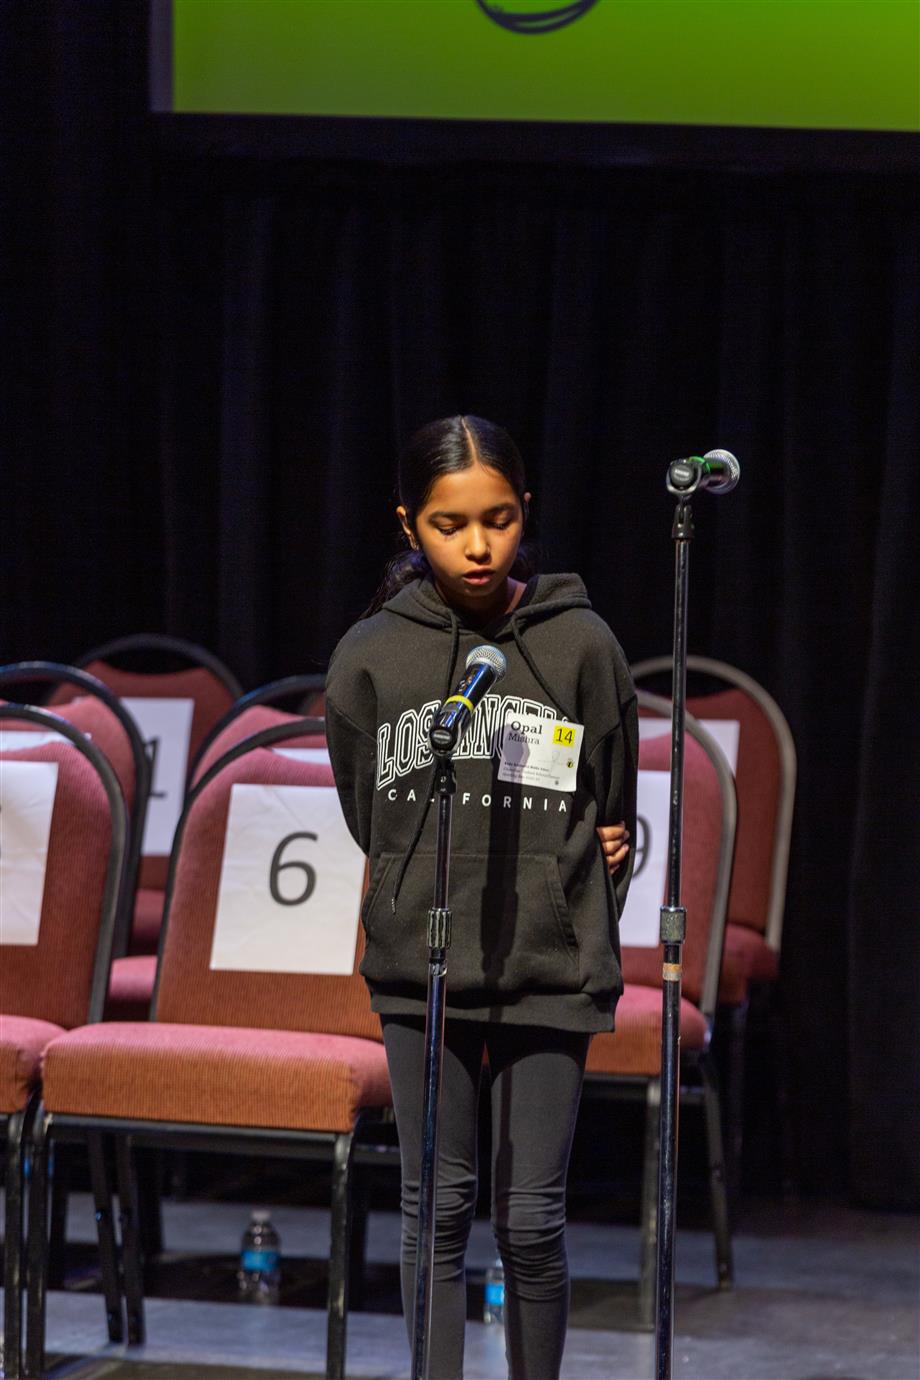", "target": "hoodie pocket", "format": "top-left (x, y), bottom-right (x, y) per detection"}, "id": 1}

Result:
top-left (361, 849), bottom-right (580, 997)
